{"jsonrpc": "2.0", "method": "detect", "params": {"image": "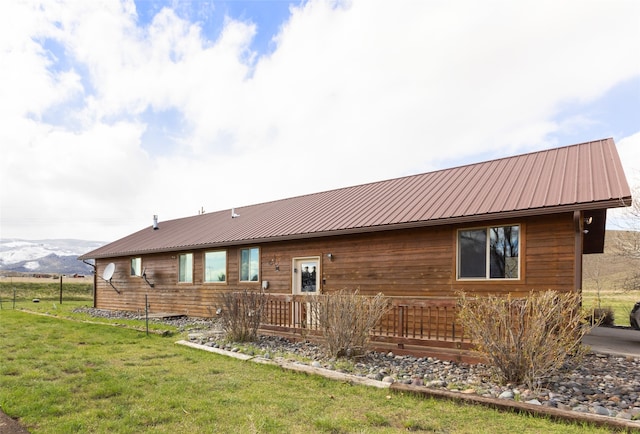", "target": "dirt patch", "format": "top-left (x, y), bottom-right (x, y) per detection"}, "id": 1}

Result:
top-left (0, 409), bottom-right (30, 434)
